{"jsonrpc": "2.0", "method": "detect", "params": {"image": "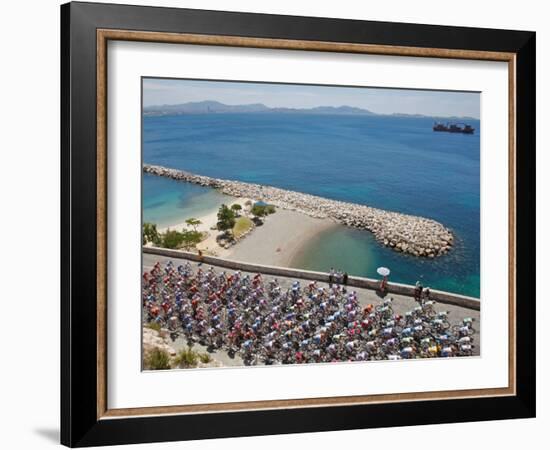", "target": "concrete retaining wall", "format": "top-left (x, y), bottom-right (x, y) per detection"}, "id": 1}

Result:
top-left (143, 246), bottom-right (480, 311)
